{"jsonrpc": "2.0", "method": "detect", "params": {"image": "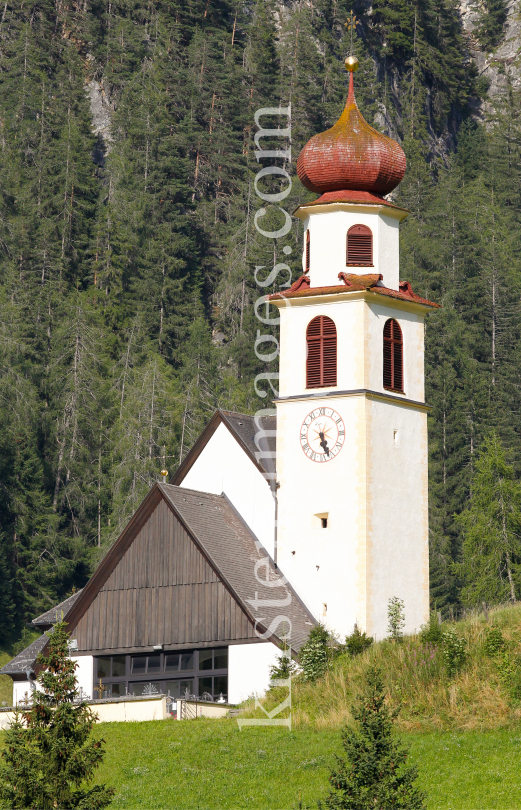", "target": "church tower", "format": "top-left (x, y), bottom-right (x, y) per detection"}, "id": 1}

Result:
top-left (270, 59), bottom-right (439, 641)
